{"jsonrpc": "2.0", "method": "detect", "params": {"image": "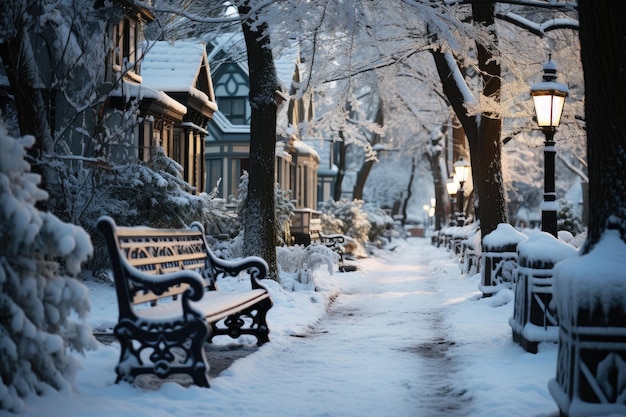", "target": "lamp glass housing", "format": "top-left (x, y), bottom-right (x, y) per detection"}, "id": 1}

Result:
top-left (454, 158), bottom-right (471, 183)
top-left (531, 90), bottom-right (567, 127)
top-left (530, 57), bottom-right (569, 129)
top-left (446, 176), bottom-right (459, 195)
